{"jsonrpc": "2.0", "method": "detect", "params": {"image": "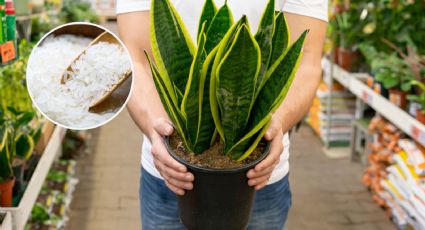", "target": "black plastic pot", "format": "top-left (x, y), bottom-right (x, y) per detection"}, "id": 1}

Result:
top-left (164, 137), bottom-right (270, 230)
